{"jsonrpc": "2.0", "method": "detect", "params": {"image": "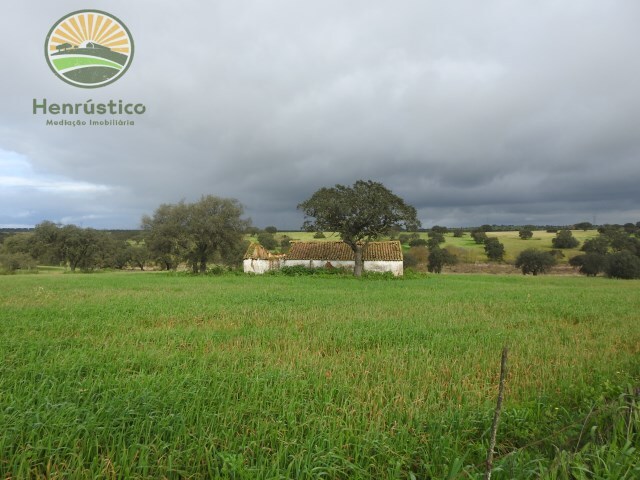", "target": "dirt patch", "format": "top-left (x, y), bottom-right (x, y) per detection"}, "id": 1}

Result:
top-left (443, 263), bottom-right (580, 275)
